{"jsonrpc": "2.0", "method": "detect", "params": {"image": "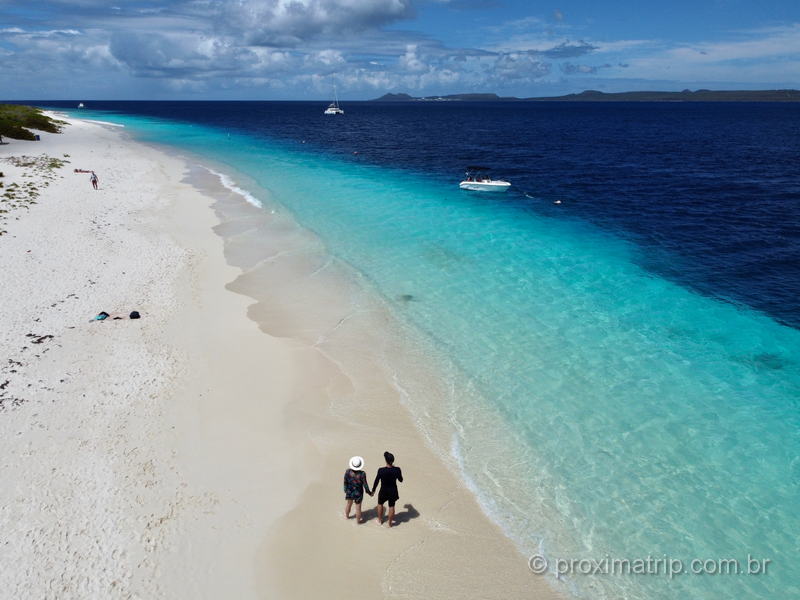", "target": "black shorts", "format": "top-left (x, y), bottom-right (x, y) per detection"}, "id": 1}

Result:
top-left (378, 490), bottom-right (398, 508)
